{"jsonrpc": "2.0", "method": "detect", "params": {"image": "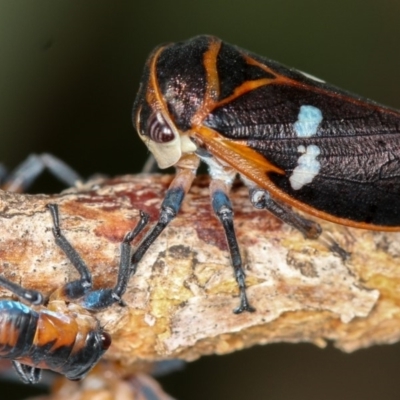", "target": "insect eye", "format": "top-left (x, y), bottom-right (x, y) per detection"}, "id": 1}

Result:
top-left (147, 113), bottom-right (175, 143)
top-left (100, 332), bottom-right (112, 350)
